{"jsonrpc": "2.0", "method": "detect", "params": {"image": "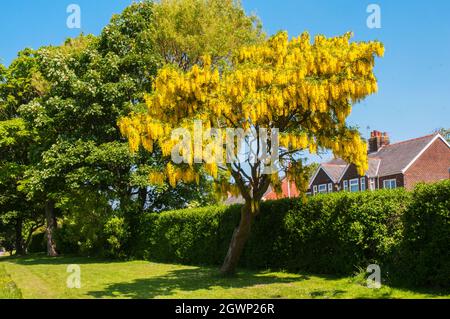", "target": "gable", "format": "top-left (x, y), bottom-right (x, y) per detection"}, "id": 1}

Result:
top-left (310, 134), bottom-right (449, 185)
top-left (374, 134), bottom-right (437, 177)
top-left (402, 135), bottom-right (450, 174)
top-left (341, 164), bottom-right (361, 181)
top-left (310, 167), bottom-right (334, 186)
